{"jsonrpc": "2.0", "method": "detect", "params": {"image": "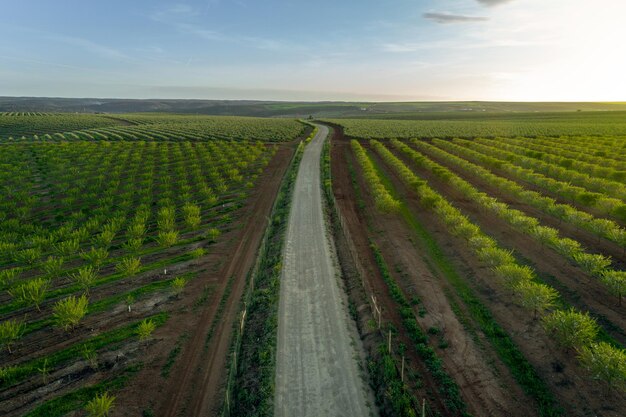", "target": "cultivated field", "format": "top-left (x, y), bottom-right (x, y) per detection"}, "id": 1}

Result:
top-left (0, 113), bottom-right (307, 416)
top-left (326, 118), bottom-right (626, 417)
top-left (1, 108), bottom-right (625, 417)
